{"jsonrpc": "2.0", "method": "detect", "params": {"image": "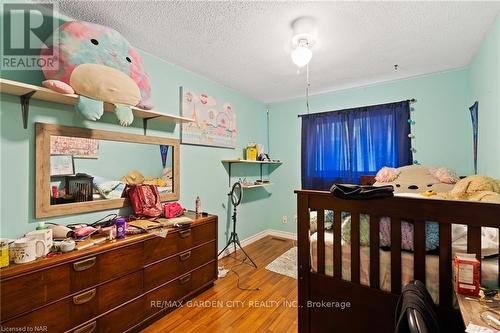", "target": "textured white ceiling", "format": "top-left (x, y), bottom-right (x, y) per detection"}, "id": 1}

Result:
top-left (44, 1), bottom-right (499, 103)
